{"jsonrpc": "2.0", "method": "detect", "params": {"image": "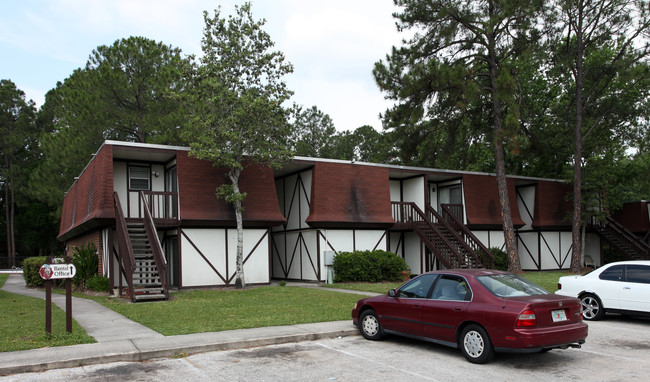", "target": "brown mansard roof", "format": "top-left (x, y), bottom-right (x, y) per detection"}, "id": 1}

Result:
top-left (59, 141), bottom-right (578, 241)
top-left (531, 181), bottom-right (573, 229)
top-left (613, 201), bottom-right (650, 234)
top-left (58, 142), bottom-right (286, 240)
top-left (463, 173), bottom-right (526, 229)
top-left (176, 151), bottom-right (286, 226)
top-left (305, 161), bottom-right (395, 228)
top-left (58, 144), bottom-right (116, 240)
